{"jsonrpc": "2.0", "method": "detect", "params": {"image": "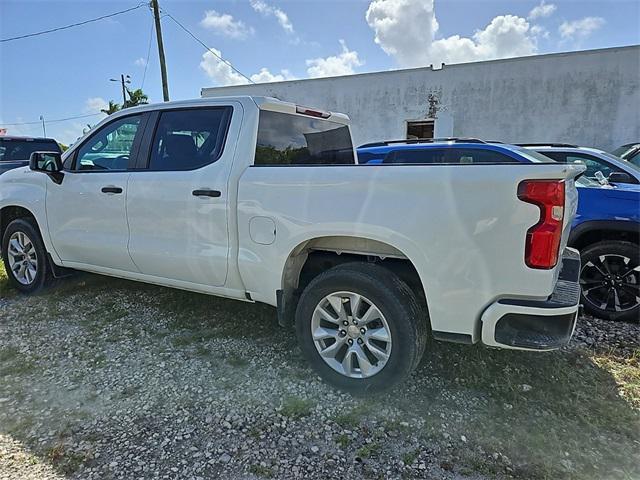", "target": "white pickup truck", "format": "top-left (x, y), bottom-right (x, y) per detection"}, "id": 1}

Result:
top-left (0, 96), bottom-right (584, 392)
